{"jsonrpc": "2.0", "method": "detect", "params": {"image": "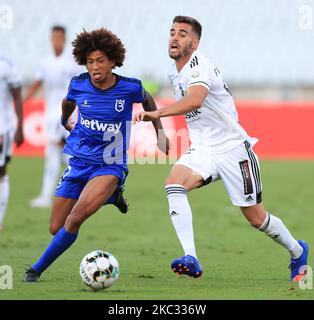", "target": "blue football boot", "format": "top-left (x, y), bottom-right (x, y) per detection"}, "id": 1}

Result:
top-left (289, 240), bottom-right (309, 282)
top-left (171, 255), bottom-right (203, 279)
